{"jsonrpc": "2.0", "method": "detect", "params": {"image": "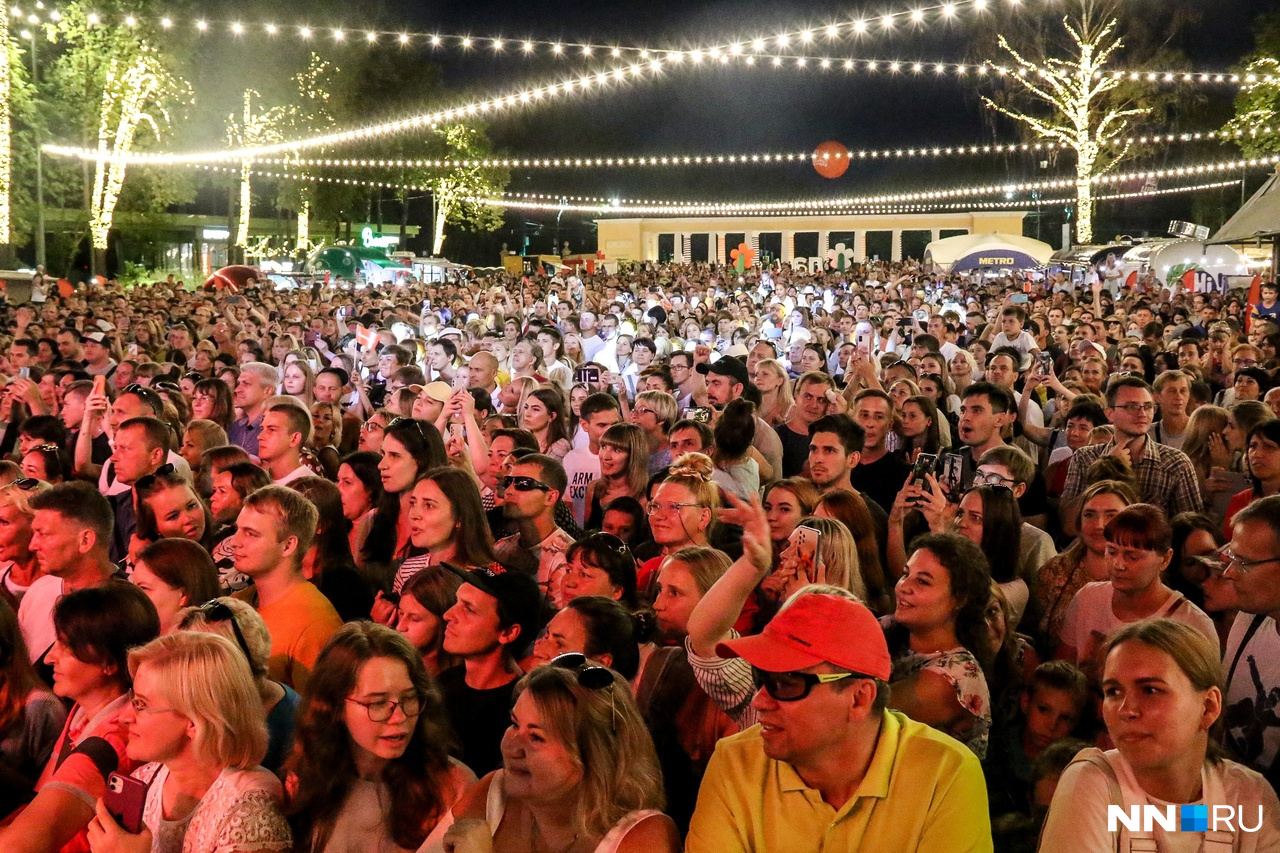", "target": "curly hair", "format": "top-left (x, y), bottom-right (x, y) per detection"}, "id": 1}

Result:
top-left (898, 532), bottom-right (995, 674)
top-left (287, 622), bottom-right (457, 852)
